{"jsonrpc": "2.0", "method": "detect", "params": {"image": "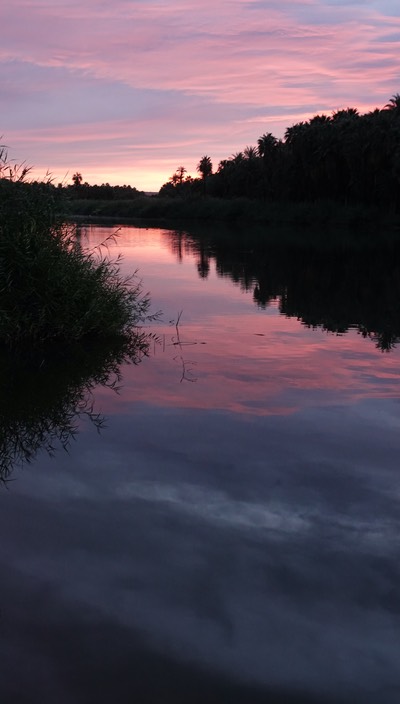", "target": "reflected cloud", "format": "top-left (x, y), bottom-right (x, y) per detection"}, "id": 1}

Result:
top-left (2, 397), bottom-right (400, 703)
top-left (1, 222), bottom-right (400, 703)
top-left (116, 479), bottom-right (311, 535)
